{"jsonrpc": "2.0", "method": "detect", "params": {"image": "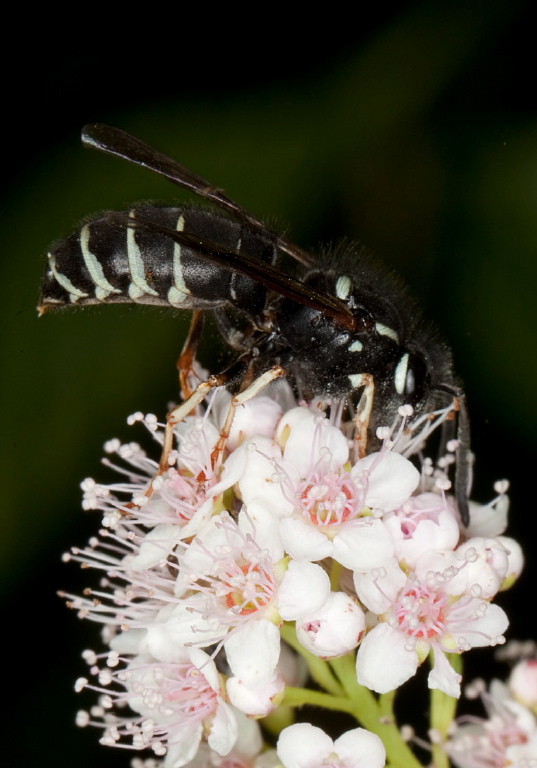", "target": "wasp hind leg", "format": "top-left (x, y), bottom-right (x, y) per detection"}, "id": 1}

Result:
top-left (177, 310), bottom-right (205, 400)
